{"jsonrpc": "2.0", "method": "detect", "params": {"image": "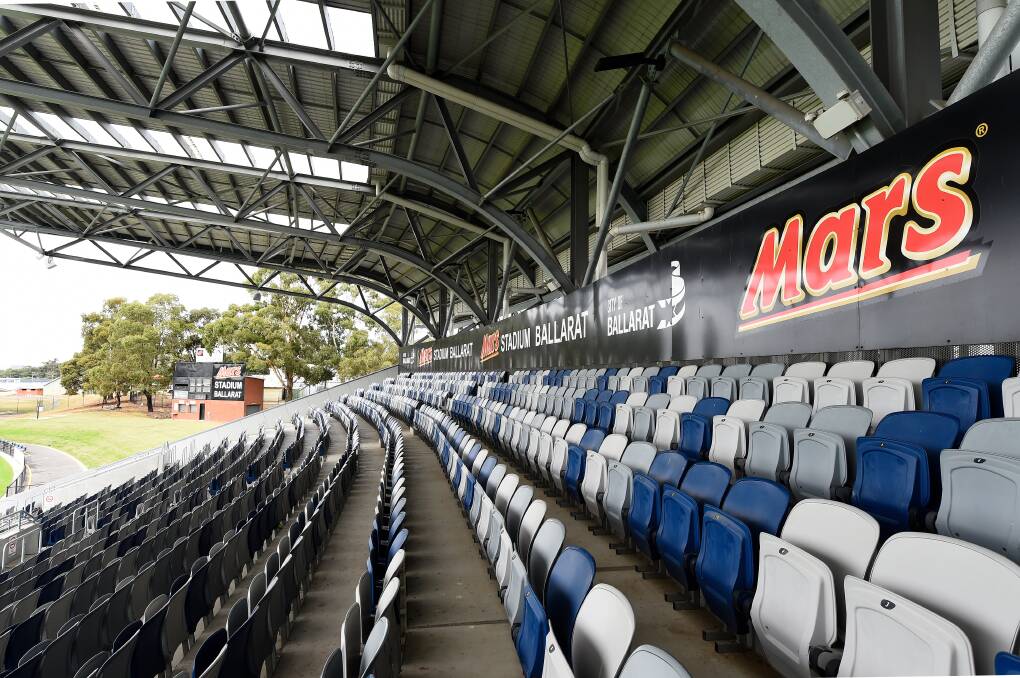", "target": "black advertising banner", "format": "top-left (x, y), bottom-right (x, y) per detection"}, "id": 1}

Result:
top-left (400, 71), bottom-right (1020, 373)
top-left (211, 363), bottom-right (245, 400)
